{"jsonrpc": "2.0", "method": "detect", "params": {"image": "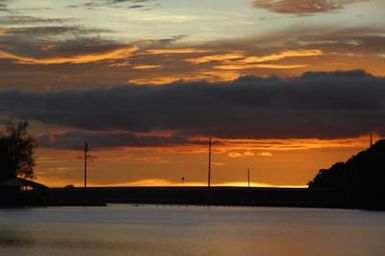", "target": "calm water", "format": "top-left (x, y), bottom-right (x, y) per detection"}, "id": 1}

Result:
top-left (0, 205), bottom-right (384, 256)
